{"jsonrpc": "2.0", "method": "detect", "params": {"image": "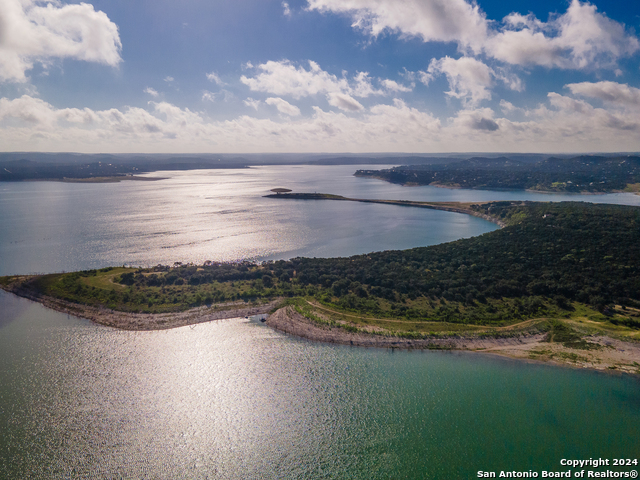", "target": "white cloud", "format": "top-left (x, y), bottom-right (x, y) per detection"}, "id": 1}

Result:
top-left (306, 0), bottom-right (488, 54)
top-left (144, 87), bottom-right (159, 97)
top-left (202, 89), bottom-right (234, 103)
top-left (450, 108), bottom-right (500, 132)
top-left (0, 0), bottom-right (122, 83)
top-left (0, 94), bottom-right (441, 152)
top-left (164, 76), bottom-right (174, 83)
top-left (486, 0), bottom-right (639, 70)
top-left (494, 68), bottom-right (524, 92)
top-left (241, 60), bottom-right (350, 99)
top-left (547, 92), bottom-right (593, 114)
top-left (499, 99), bottom-right (520, 114)
top-left (417, 70), bottom-right (433, 86)
top-left (265, 97), bottom-right (301, 116)
top-left (427, 57), bottom-right (494, 105)
top-left (241, 59), bottom-right (410, 103)
top-left (327, 92), bottom-right (363, 111)
top-left (282, 2), bottom-right (291, 17)
top-left (206, 71), bottom-right (225, 86)
top-left (566, 81), bottom-right (640, 107)
top-left (423, 56), bottom-right (523, 105)
top-left (243, 97), bottom-right (261, 110)
top-left (307, 0), bottom-right (639, 72)
top-left (380, 79), bottom-right (413, 92)
top-left (0, 95), bottom-right (58, 125)
top-left (351, 71), bottom-right (383, 96)
top-left (2, 92), bottom-right (640, 153)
